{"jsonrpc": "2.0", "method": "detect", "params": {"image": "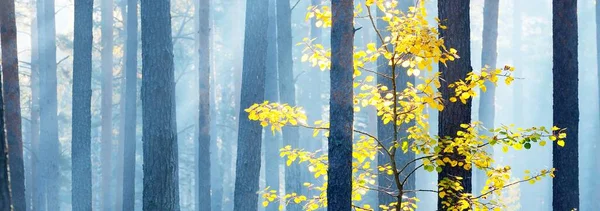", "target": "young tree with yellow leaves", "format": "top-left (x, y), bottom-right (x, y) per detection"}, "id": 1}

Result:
top-left (246, 1), bottom-right (566, 210)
